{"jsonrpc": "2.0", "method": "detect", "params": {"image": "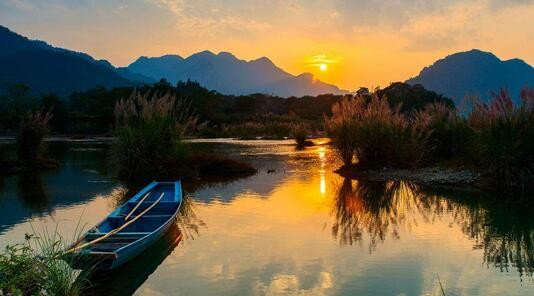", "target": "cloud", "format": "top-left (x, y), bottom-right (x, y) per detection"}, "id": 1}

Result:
top-left (147, 0), bottom-right (271, 38)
